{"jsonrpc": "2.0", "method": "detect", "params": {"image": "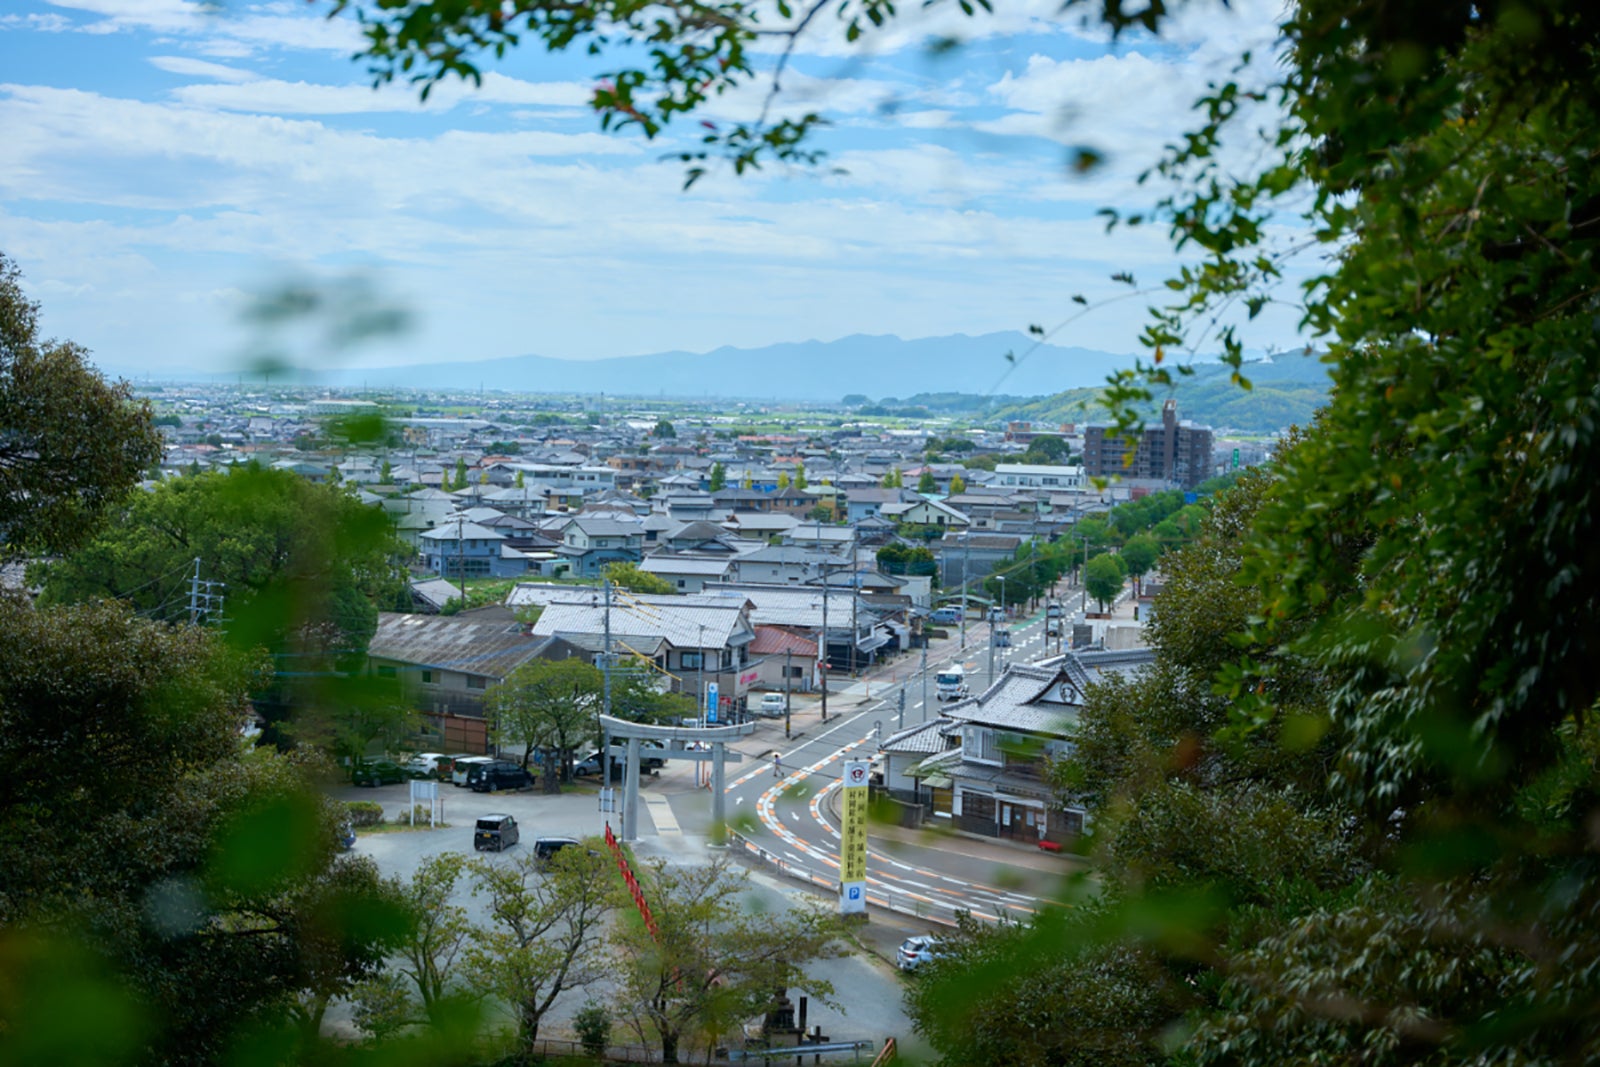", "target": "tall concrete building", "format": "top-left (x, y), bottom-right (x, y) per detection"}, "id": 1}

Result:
top-left (1081, 400), bottom-right (1214, 489)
